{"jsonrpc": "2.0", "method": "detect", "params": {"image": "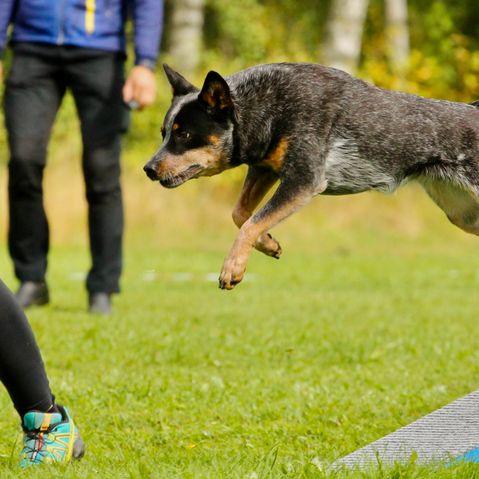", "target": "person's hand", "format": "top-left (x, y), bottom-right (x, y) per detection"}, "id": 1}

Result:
top-left (123, 65), bottom-right (156, 110)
